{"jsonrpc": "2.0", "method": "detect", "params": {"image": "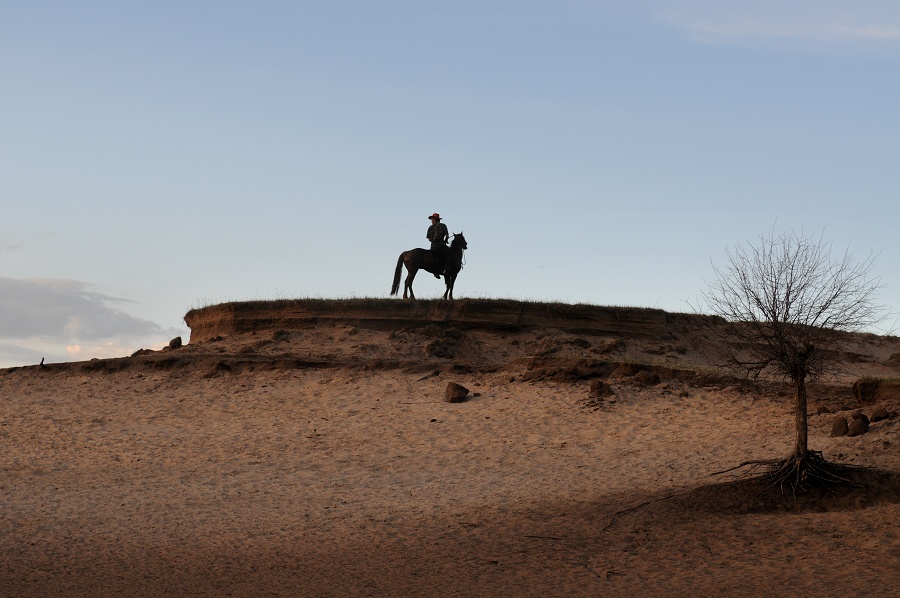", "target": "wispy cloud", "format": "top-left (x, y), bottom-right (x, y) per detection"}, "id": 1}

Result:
top-left (653, 1), bottom-right (900, 44)
top-left (0, 277), bottom-right (180, 368)
top-left (0, 240), bottom-right (23, 253)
